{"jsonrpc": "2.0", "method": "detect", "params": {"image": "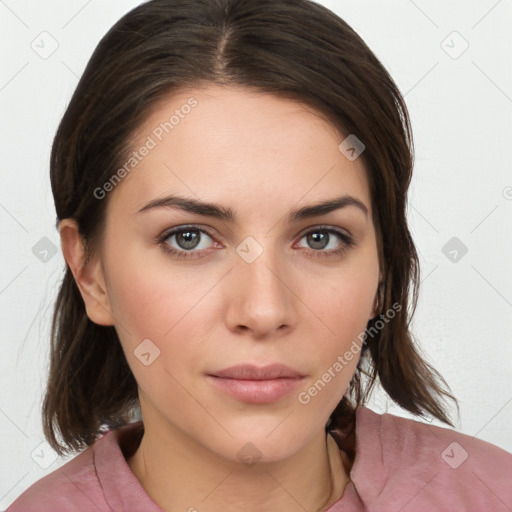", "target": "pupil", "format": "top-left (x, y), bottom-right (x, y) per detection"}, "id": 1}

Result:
top-left (178, 230), bottom-right (199, 249)
top-left (309, 231), bottom-right (327, 249)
